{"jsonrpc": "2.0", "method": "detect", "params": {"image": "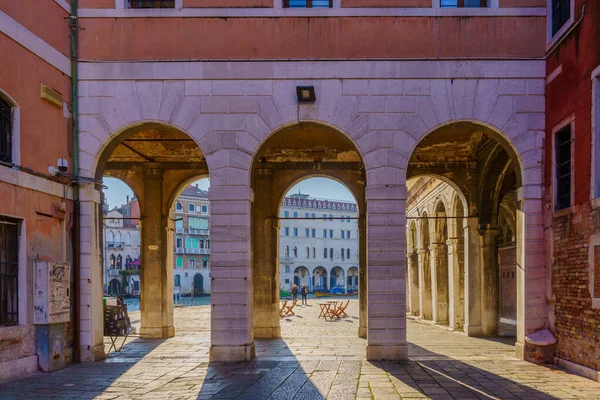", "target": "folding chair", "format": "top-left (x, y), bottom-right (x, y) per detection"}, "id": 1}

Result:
top-left (283, 299), bottom-right (297, 316)
top-left (336, 300), bottom-right (350, 317)
top-left (279, 301), bottom-right (288, 318)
